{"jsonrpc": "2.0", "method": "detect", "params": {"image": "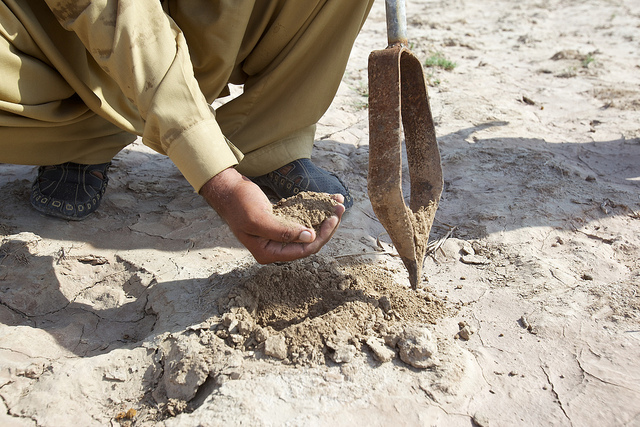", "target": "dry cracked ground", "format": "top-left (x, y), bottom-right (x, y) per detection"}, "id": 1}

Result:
top-left (1, 0), bottom-right (640, 425)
